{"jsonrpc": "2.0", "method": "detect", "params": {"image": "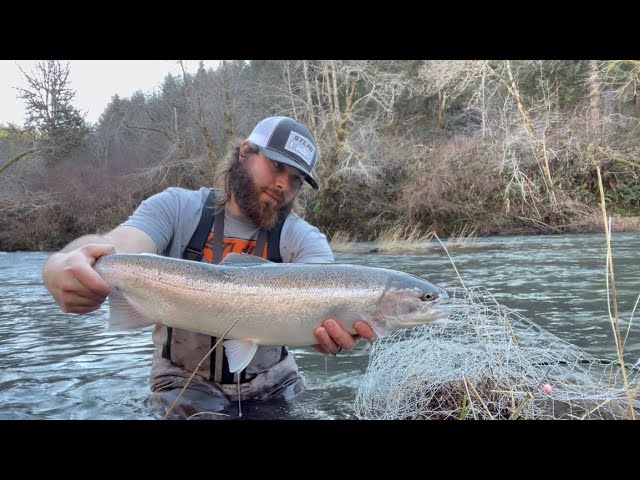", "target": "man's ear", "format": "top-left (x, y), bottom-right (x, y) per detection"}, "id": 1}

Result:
top-left (239, 140), bottom-right (251, 160)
